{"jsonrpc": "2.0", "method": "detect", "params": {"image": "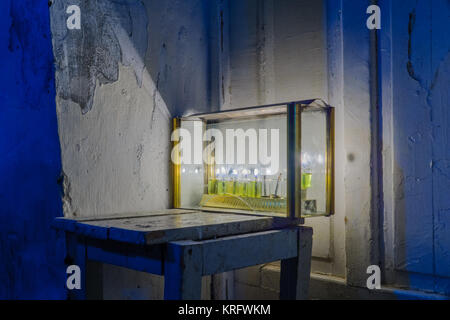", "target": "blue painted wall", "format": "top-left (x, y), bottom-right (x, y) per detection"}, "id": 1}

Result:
top-left (387, 0), bottom-right (450, 295)
top-left (0, 0), bottom-right (65, 299)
